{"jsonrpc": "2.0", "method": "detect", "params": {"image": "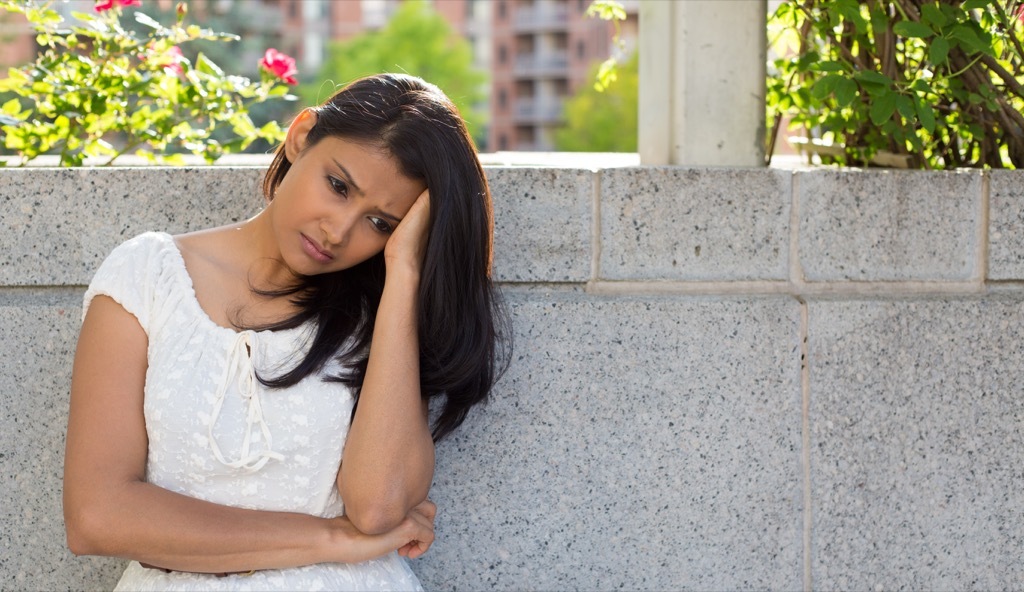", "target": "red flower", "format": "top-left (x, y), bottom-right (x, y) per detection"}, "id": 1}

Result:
top-left (1016, 5), bottom-right (1024, 23)
top-left (94, 0), bottom-right (141, 12)
top-left (259, 48), bottom-right (298, 85)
